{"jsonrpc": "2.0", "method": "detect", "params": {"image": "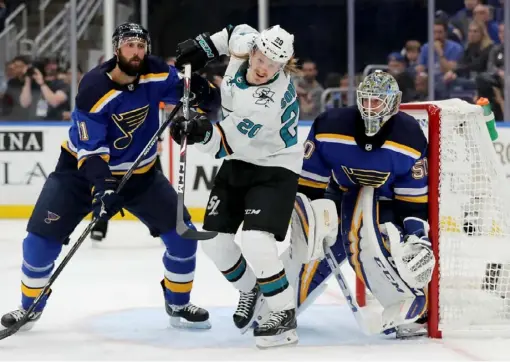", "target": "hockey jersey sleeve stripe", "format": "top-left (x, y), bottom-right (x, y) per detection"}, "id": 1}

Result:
top-left (394, 186), bottom-right (428, 196)
top-left (214, 123), bottom-right (233, 155)
top-left (382, 141), bottom-right (421, 159)
top-left (139, 72), bottom-right (169, 83)
top-left (110, 152), bottom-right (157, 175)
top-left (301, 170), bottom-right (330, 183)
top-left (298, 177), bottom-right (328, 189)
top-left (394, 194), bottom-right (428, 203)
top-left (61, 140), bottom-right (77, 157)
top-left (315, 133), bottom-right (356, 145)
top-left (89, 89), bottom-right (122, 113)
